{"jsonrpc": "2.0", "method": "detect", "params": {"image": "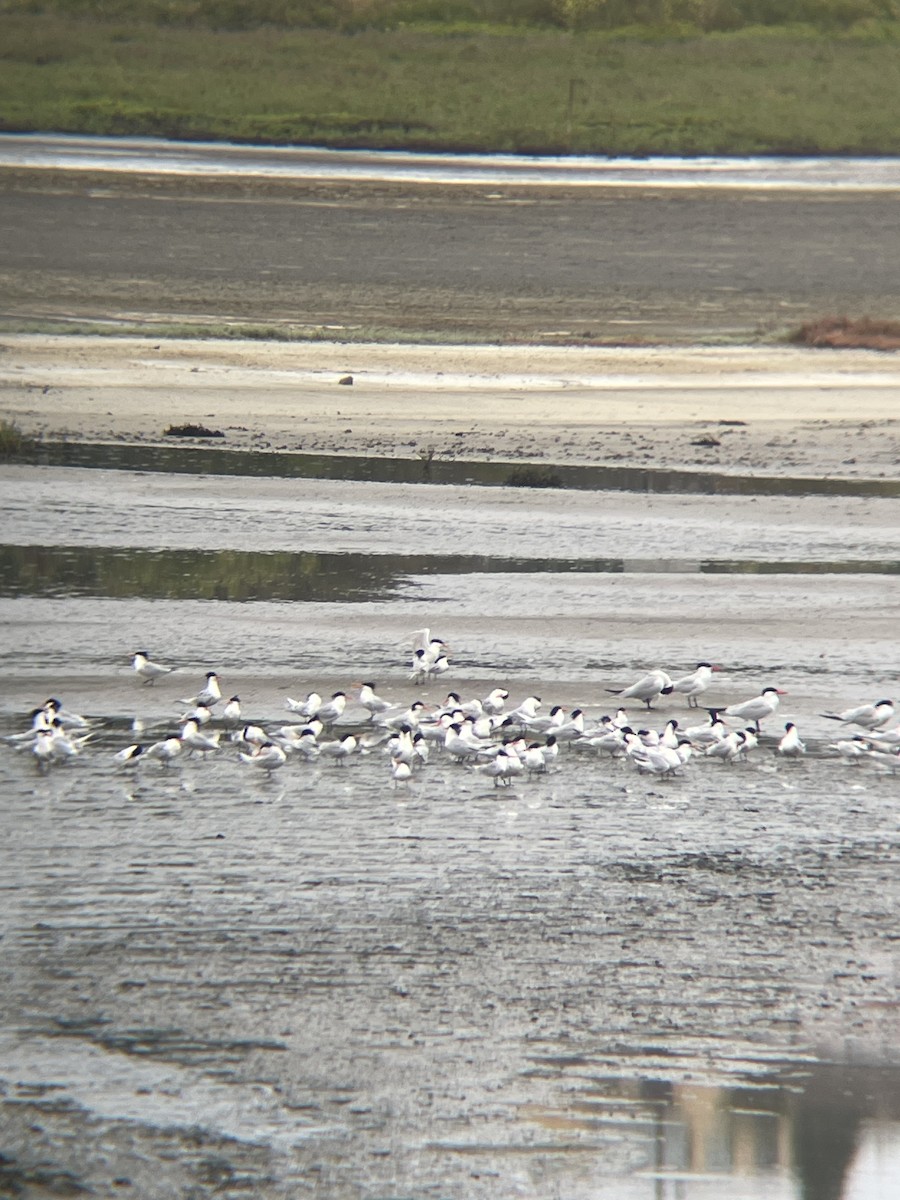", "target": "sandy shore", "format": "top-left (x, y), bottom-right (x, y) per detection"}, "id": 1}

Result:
top-left (2, 334), bottom-right (900, 479)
